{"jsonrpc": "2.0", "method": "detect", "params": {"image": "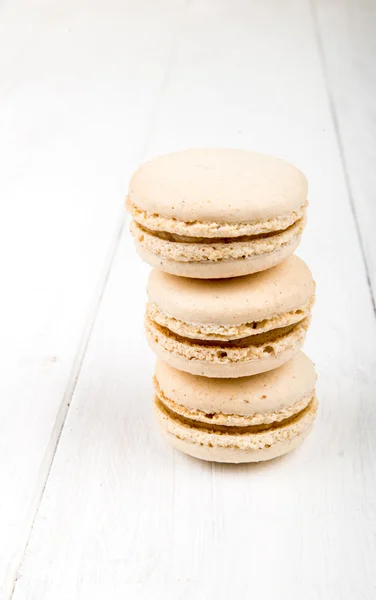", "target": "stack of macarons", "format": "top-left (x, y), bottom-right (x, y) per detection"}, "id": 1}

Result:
top-left (127, 148), bottom-right (317, 463)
